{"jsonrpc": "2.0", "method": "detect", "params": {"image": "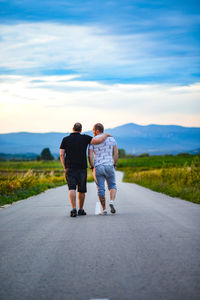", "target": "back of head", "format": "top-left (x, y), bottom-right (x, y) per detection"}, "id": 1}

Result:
top-left (73, 122), bottom-right (82, 132)
top-left (94, 123), bottom-right (104, 133)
